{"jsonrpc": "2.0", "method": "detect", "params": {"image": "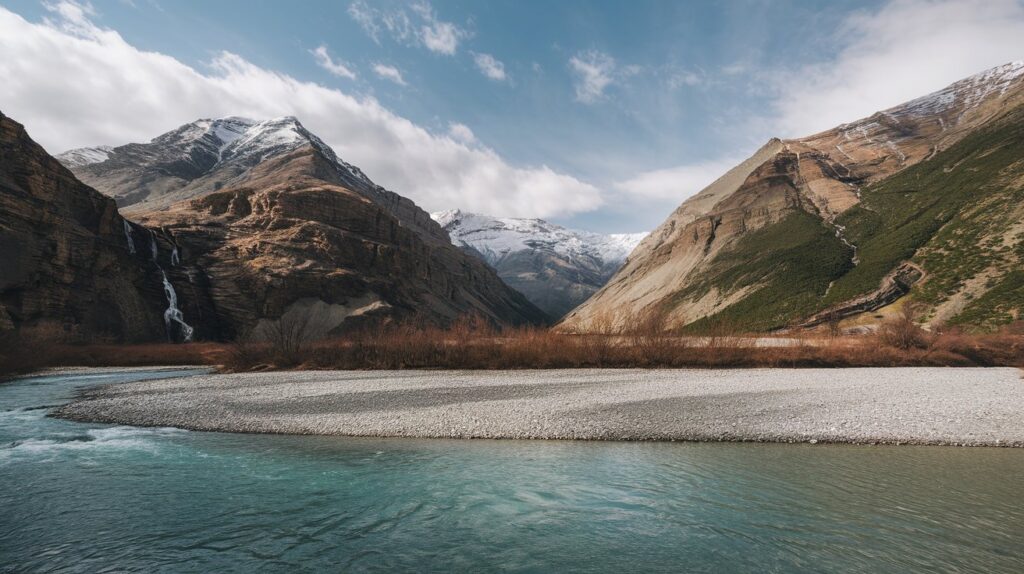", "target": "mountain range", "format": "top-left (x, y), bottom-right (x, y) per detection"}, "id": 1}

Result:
top-left (432, 210), bottom-right (645, 318)
top-left (2, 113), bottom-right (546, 342)
top-left (561, 61), bottom-right (1024, 333)
top-left (4, 61), bottom-right (1023, 342)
